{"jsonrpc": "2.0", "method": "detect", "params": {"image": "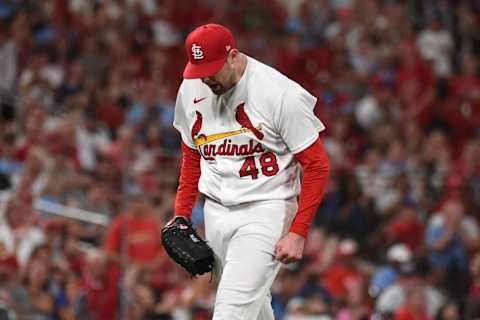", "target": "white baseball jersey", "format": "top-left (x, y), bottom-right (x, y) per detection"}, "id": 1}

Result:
top-left (173, 56), bottom-right (325, 206)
